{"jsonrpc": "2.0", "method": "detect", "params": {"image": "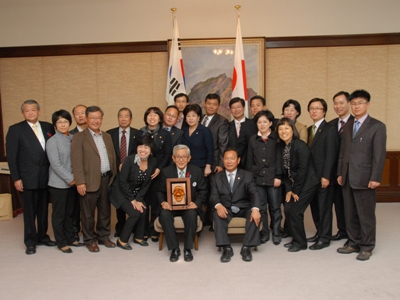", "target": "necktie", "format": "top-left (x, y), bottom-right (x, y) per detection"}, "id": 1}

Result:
top-left (308, 125), bottom-right (316, 147)
top-left (202, 116), bottom-right (209, 127)
top-left (229, 173), bottom-right (234, 192)
top-left (32, 124), bottom-right (39, 139)
top-left (338, 120), bottom-right (345, 135)
top-left (236, 121), bottom-right (241, 138)
top-left (179, 170), bottom-right (184, 178)
top-left (120, 130), bottom-right (127, 164)
top-left (353, 120), bottom-right (360, 137)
